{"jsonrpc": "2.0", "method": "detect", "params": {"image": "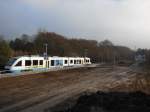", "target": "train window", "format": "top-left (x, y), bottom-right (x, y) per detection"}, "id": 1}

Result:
top-left (39, 60), bottom-right (43, 65)
top-left (33, 60), bottom-right (38, 66)
top-left (15, 61), bottom-right (22, 67)
top-left (51, 60), bottom-right (55, 66)
top-left (59, 60), bottom-right (63, 66)
top-left (56, 60), bottom-right (59, 66)
top-left (74, 60), bottom-right (77, 64)
top-left (6, 58), bottom-right (17, 66)
top-left (25, 60), bottom-right (31, 66)
top-left (79, 60), bottom-right (81, 64)
top-left (70, 60), bottom-right (73, 64)
top-left (65, 60), bottom-right (68, 64)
